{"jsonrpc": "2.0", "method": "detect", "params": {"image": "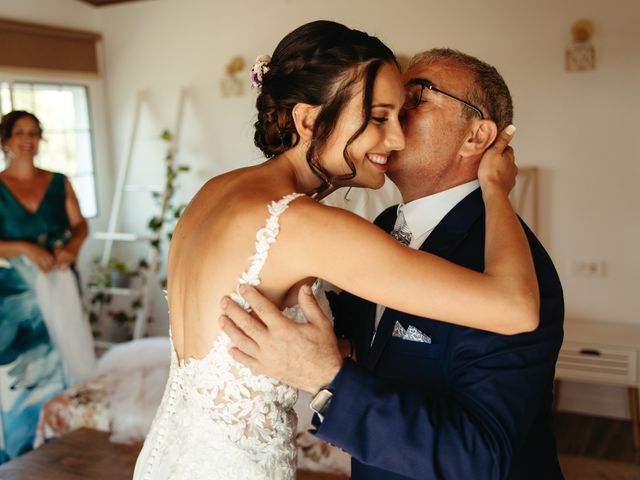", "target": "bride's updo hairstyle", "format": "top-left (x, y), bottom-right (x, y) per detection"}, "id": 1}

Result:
top-left (254, 20), bottom-right (397, 195)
